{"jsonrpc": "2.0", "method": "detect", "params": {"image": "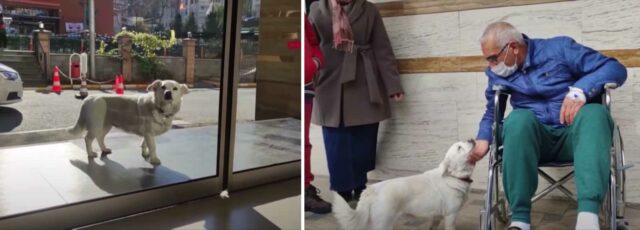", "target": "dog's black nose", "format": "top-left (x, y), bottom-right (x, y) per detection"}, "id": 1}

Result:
top-left (468, 139), bottom-right (476, 145)
top-left (164, 91), bottom-right (172, 100)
